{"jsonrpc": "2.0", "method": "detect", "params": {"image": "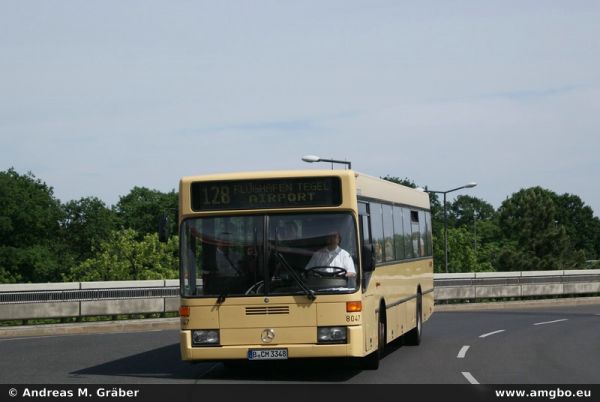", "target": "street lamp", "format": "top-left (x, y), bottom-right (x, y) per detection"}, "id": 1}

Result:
top-left (301, 155), bottom-right (352, 170)
top-left (427, 182), bottom-right (477, 273)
